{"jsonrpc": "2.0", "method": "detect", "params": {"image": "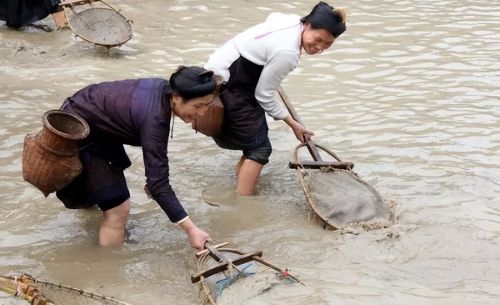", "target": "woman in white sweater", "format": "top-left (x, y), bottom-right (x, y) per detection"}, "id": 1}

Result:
top-left (205, 2), bottom-right (347, 195)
